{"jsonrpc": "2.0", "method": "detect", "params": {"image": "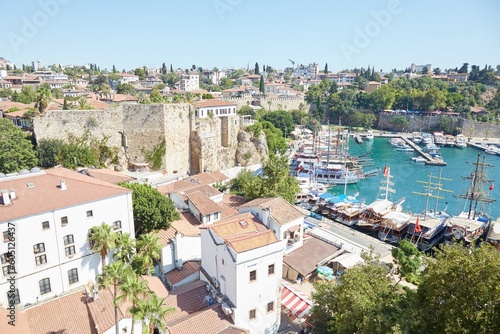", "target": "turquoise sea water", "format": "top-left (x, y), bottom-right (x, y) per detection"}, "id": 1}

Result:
top-left (327, 137), bottom-right (500, 220)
